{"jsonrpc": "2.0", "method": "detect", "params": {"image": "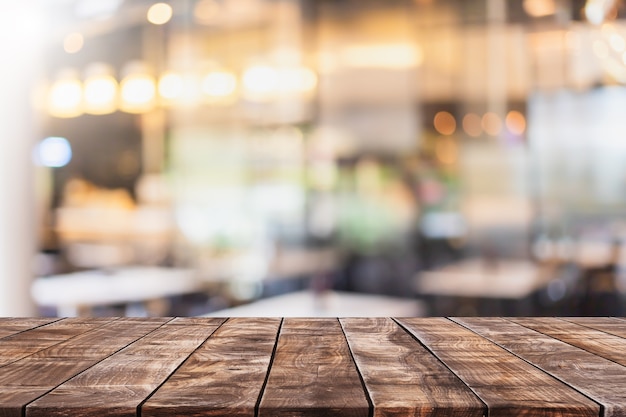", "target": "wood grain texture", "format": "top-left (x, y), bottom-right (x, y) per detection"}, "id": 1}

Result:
top-left (0, 318), bottom-right (60, 339)
top-left (340, 317), bottom-right (484, 417)
top-left (27, 317), bottom-right (225, 417)
top-left (563, 317), bottom-right (626, 339)
top-left (258, 318), bottom-right (369, 417)
top-left (397, 318), bottom-right (599, 417)
top-left (142, 317), bottom-right (281, 417)
top-left (456, 317), bottom-right (626, 417)
top-left (0, 318), bottom-right (169, 417)
top-left (511, 317), bottom-right (626, 367)
top-left (0, 317), bottom-right (113, 368)
top-left (0, 318), bottom-right (625, 417)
